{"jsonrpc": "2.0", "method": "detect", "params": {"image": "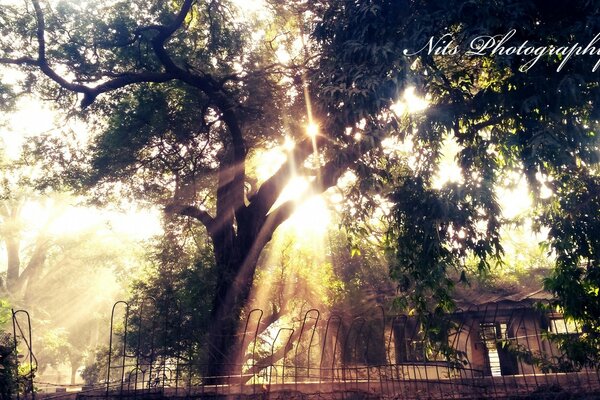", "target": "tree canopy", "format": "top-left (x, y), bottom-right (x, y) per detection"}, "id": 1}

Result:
top-left (1, 0), bottom-right (600, 375)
